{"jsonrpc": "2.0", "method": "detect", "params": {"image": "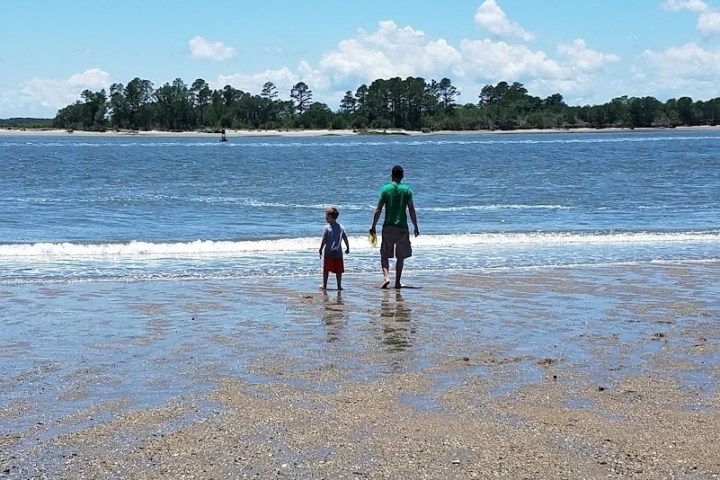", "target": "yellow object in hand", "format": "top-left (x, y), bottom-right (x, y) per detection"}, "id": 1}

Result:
top-left (368, 231), bottom-right (378, 247)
